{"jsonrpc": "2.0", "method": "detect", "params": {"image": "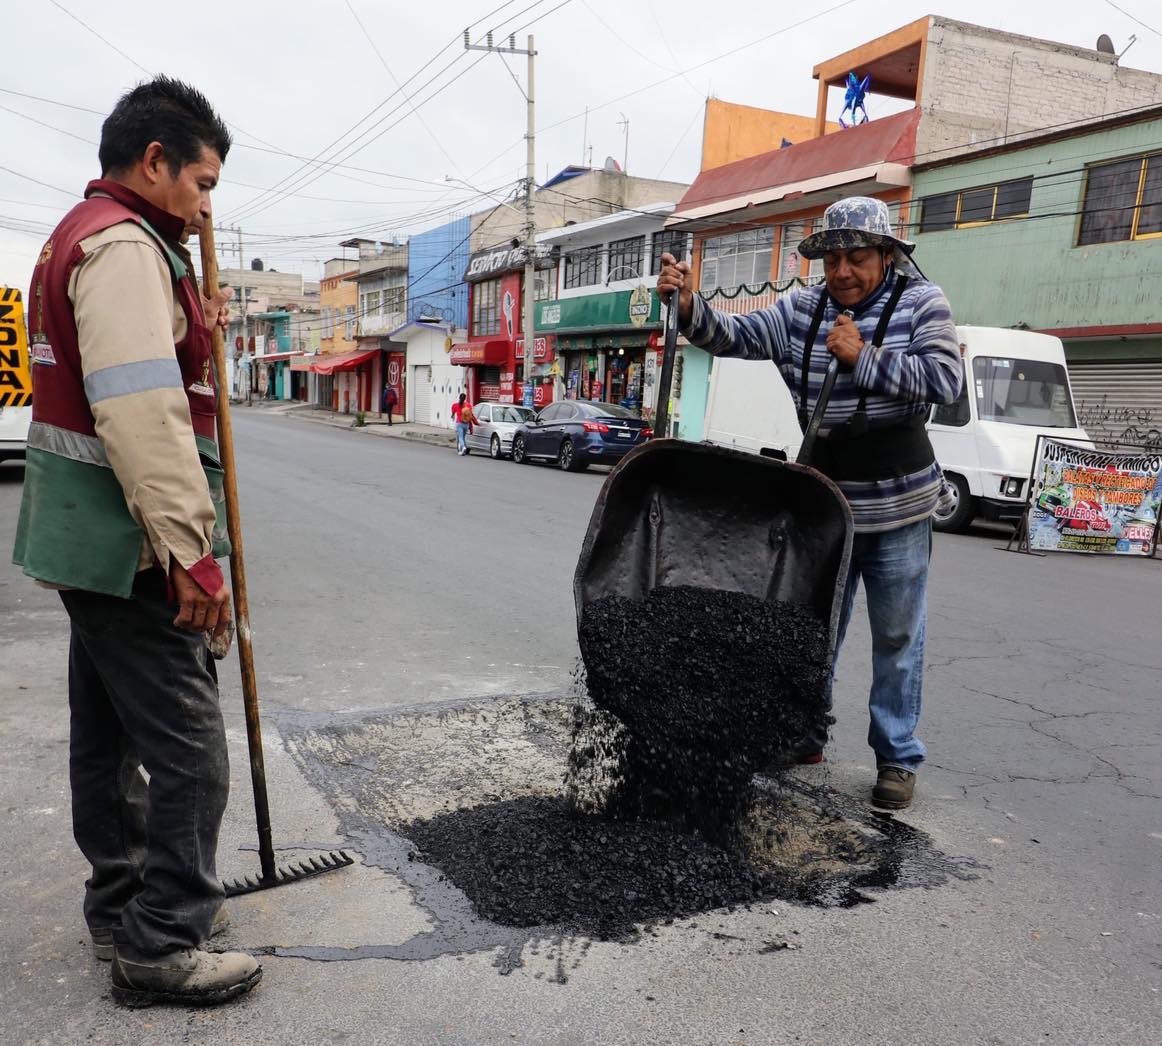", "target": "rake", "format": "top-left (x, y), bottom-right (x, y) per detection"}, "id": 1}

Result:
top-left (199, 215), bottom-right (354, 897)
